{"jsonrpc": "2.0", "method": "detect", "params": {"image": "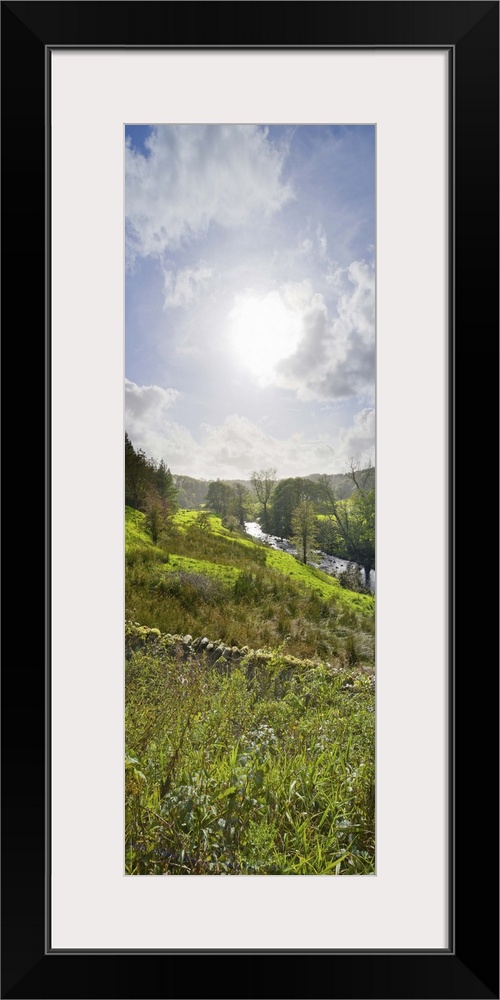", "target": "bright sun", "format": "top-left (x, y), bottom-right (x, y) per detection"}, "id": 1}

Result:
top-left (229, 292), bottom-right (300, 384)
